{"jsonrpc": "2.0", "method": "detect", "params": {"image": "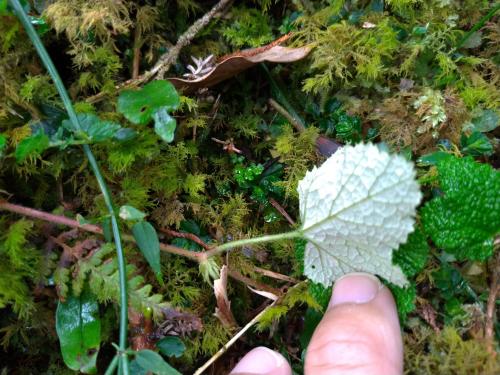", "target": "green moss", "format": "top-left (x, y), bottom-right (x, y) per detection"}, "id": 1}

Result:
top-left (223, 7), bottom-right (274, 48)
top-left (404, 327), bottom-right (500, 374)
top-left (2, 0), bottom-right (500, 371)
top-left (273, 125), bottom-right (318, 199)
